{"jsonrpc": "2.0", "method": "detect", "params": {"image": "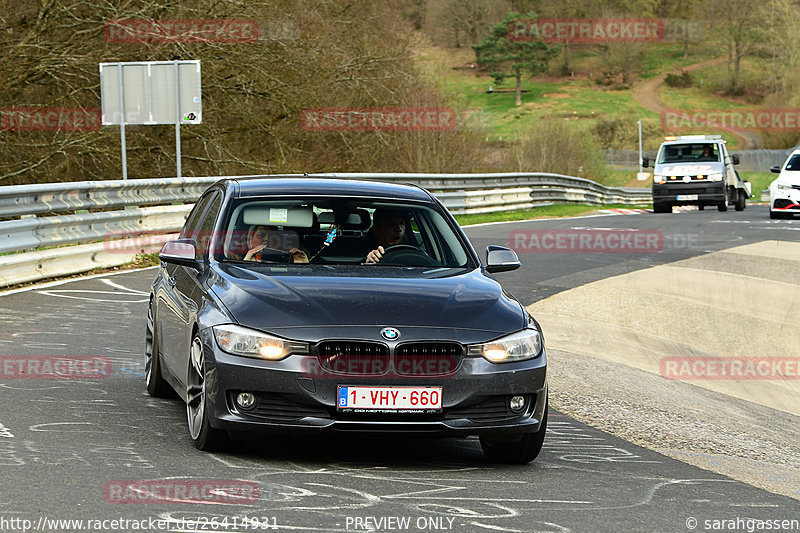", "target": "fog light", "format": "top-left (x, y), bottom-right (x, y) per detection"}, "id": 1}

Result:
top-left (509, 395), bottom-right (525, 412)
top-left (236, 392), bottom-right (256, 409)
